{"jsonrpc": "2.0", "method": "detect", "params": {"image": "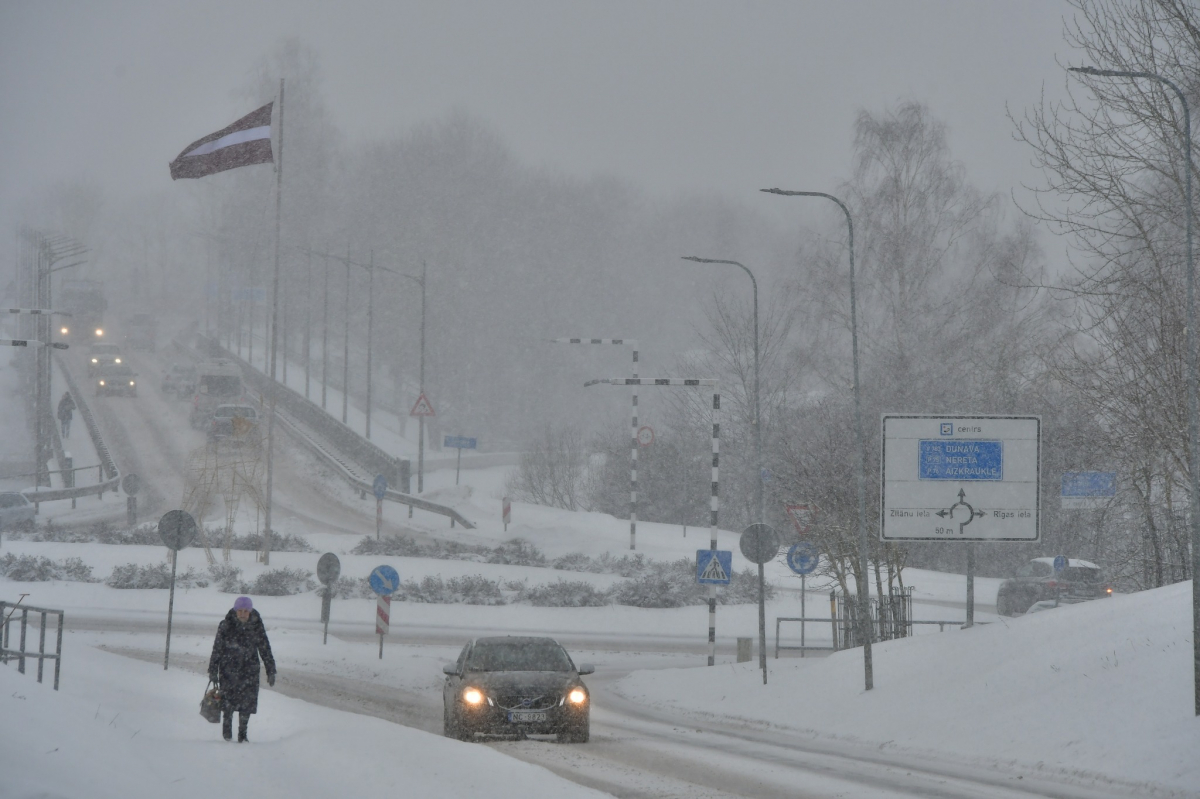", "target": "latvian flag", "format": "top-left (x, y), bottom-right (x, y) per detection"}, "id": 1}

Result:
top-left (169, 103), bottom-right (273, 180)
